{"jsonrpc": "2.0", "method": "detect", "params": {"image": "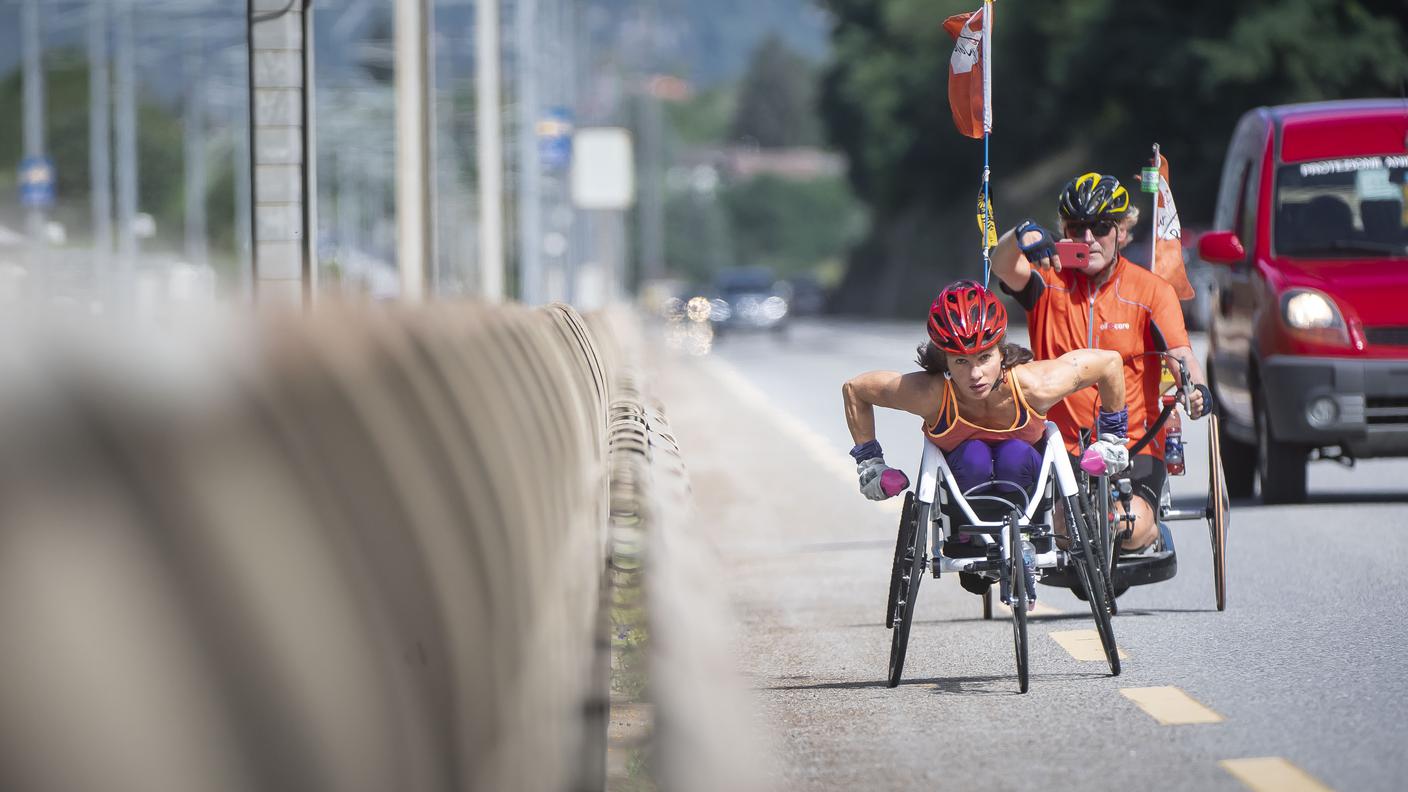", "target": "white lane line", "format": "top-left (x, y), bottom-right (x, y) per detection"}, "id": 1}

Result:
top-left (1219, 757), bottom-right (1335, 792)
top-left (1049, 629), bottom-right (1128, 661)
top-left (700, 355), bottom-right (902, 519)
top-left (1119, 686), bottom-right (1223, 725)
